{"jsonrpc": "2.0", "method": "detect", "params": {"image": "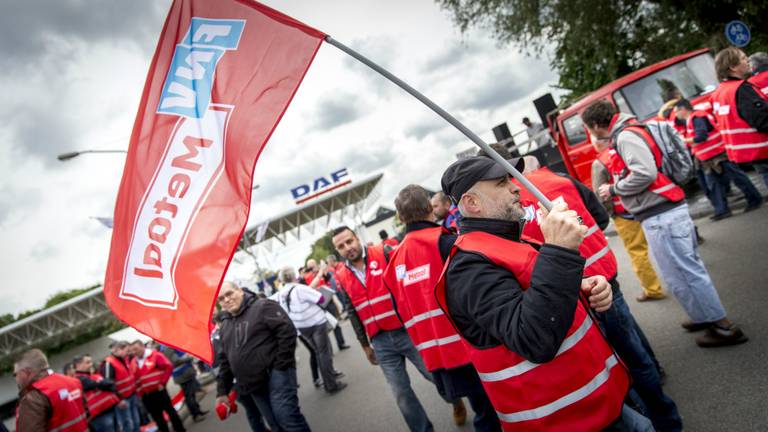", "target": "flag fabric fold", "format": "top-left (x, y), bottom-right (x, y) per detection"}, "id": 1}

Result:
top-left (103, 0), bottom-right (325, 362)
